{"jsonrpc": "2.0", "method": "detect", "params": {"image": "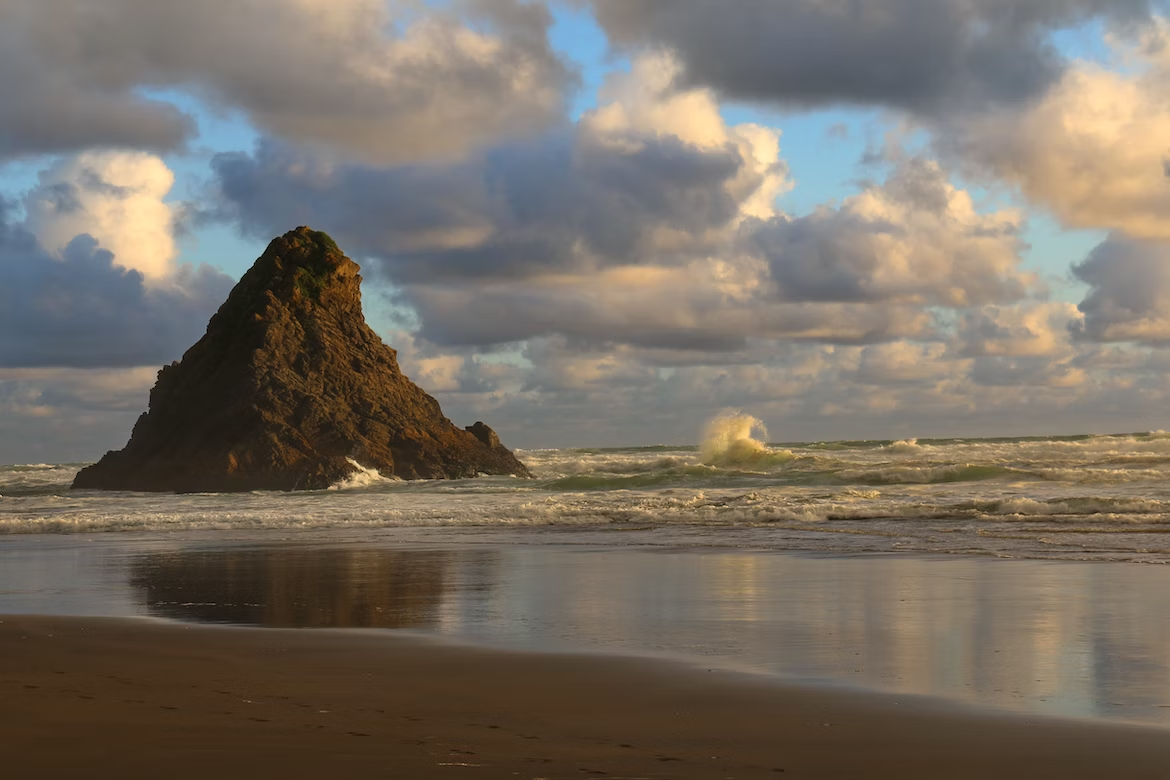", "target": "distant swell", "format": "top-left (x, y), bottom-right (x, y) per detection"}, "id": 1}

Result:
top-left (835, 464), bottom-right (1026, 485)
